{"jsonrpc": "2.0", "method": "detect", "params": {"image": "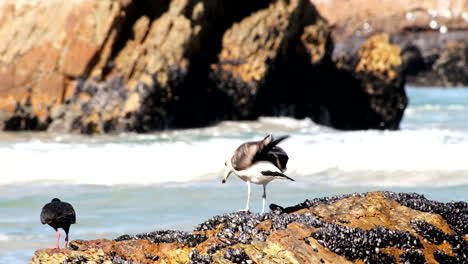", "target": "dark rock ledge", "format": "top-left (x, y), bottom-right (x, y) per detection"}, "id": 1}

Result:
top-left (30, 191), bottom-right (467, 264)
